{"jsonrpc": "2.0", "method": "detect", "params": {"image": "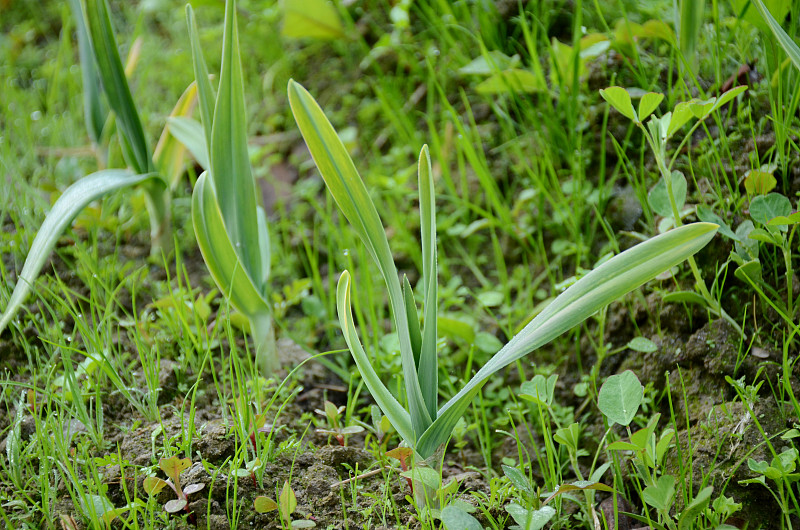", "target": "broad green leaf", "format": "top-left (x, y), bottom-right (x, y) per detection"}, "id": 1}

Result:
top-left (744, 168), bottom-right (778, 195)
top-left (475, 332), bottom-right (503, 354)
top-left (638, 92), bottom-right (664, 122)
top-left (677, 486), bottom-right (713, 530)
top-left (68, 0), bottom-right (106, 143)
top-left (442, 505), bottom-right (483, 530)
top-left (553, 423), bottom-right (581, 452)
top-left (599, 86), bottom-right (638, 122)
top-left (279, 481), bottom-right (297, 518)
top-left (475, 69), bottom-right (546, 95)
top-left (520, 374), bottom-right (558, 407)
top-left (696, 205), bottom-right (738, 240)
top-left (0, 170), bottom-right (155, 335)
top-left (191, 172), bottom-right (269, 317)
top-left (159, 456), bottom-right (190, 483)
top-left (400, 466), bottom-right (441, 490)
top-left (186, 4), bottom-right (215, 150)
top-left (438, 316), bottom-right (476, 343)
top-left (289, 80), bottom-right (431, 435)
top-left (143, 476), bottom-right (169, 496)
top-left (502, 465), bottom-right (532, 495)
top-left (648, 171), bottom-right (687, 218)
top-left (626, 337), bottom-right (657, 353)
top-left (337, 271), bottom-right (414, 445)
top-left (667, 100), bottom-right (696, 138)
top-left (768, 211), bottom-right (800, 226)
top-left (210, 0), bottom-right (263, 290)
top-left (505, 504), bottom-right (555, 530)
top-left (734, 220), bottom-right (759, 260)
top-left (711, 85), bottom-right (748, 114)
top-left (476, 291), bottom-right (504, 307)
top-left (418, 146), bottom-right (438, 418)
top-left (165, 499), bottom-right (187, 513)
top-left (598, 370), bottom-right (643, 426)
top-left (282, 0), bottom-right (345, 40)
top-left (416, 223), bottom-right (717, 457)
top-left (153, 82), bottom-right (199, 189)
top-left (167, 117), bottom-right (209, 170)
top-left (254, 496), bottom-right (278, 513)
top-left (85, 0), bottom-right (153, 174)
top-left (750, 193), bottom-right (792, 227)
top-left (642, 475), bottom-right (675, 511)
